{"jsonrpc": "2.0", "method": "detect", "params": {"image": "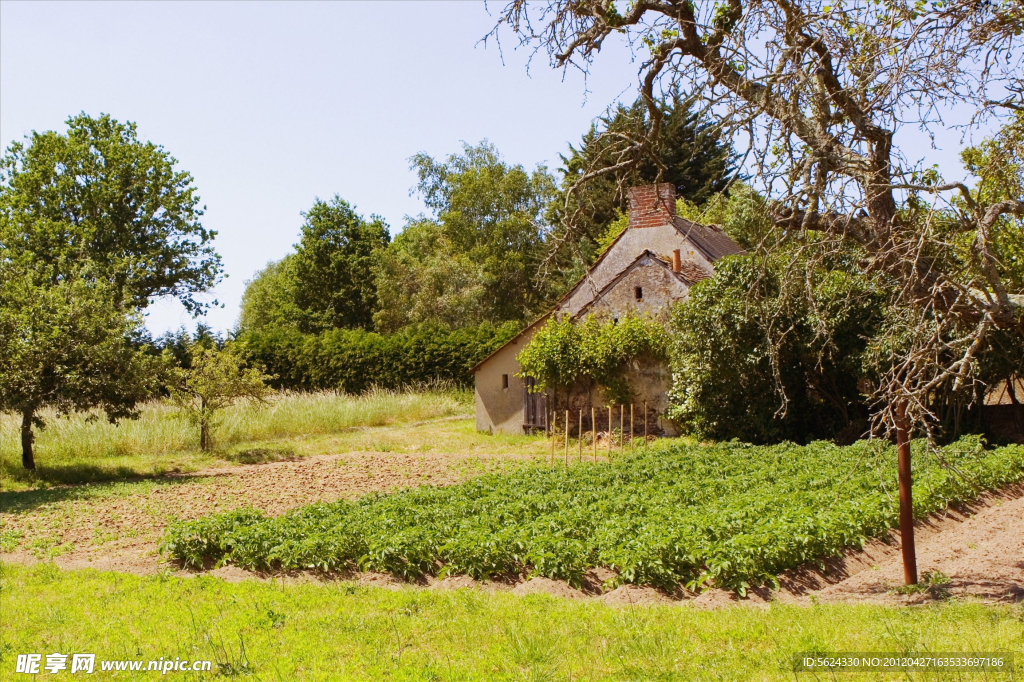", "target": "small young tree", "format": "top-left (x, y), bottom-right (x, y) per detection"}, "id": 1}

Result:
top-left (168, 346), bottom-right (271, 452)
